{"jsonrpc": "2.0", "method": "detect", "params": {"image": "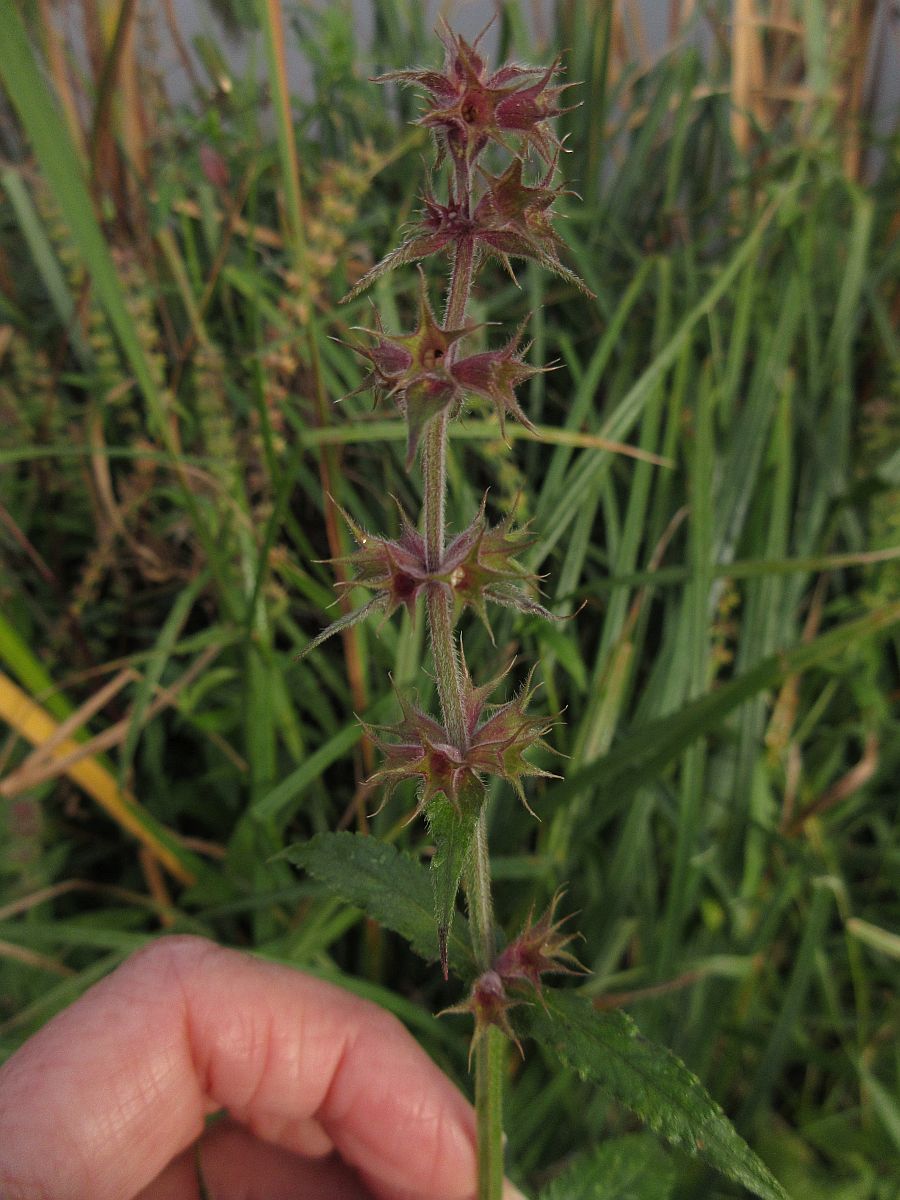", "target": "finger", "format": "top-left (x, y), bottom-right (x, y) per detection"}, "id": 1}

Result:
top-left (0, 935), bottom-right (477, 1200)
top-left (137, 1119), bottom-right (374, 1200)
